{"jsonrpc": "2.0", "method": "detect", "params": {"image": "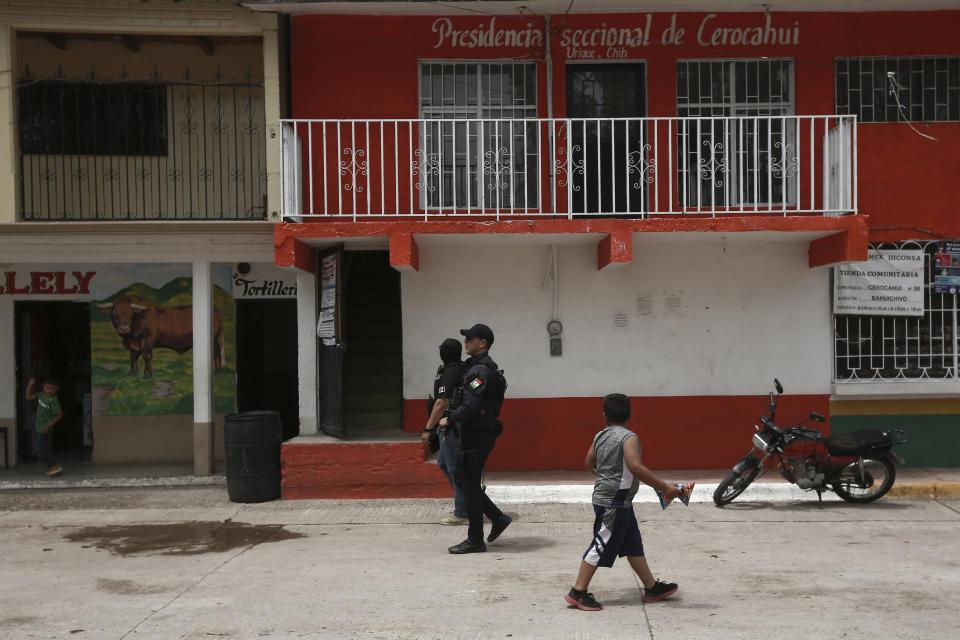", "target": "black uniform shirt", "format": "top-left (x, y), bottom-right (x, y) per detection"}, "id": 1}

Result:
top-left (448, 352), bottom-right (501, 427)
top-left (434, 362), bottom-right (462, 402)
